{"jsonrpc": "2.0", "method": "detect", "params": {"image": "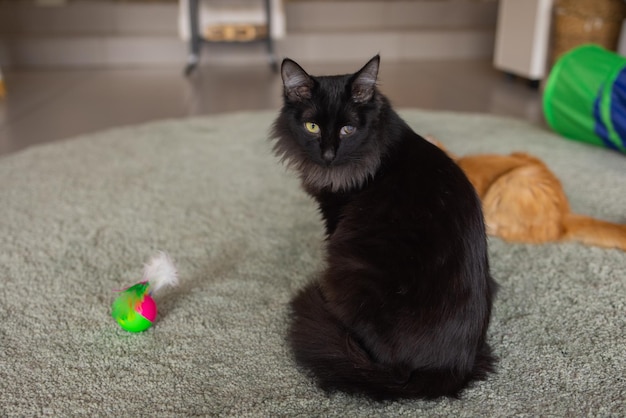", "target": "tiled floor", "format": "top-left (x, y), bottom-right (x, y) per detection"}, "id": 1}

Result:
top-left (0, 59), bottom-right (543, 156)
